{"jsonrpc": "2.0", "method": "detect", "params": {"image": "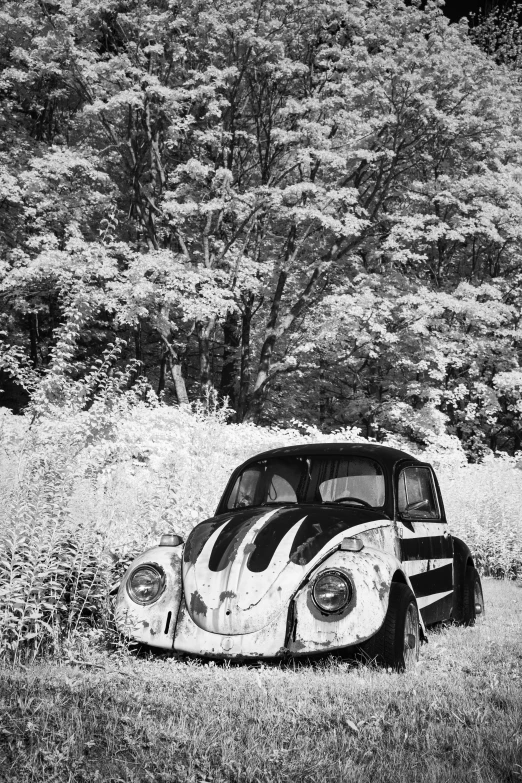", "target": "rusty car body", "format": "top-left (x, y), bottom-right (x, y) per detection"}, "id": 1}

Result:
top-left (114, 443), bottom-right (484, 669)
